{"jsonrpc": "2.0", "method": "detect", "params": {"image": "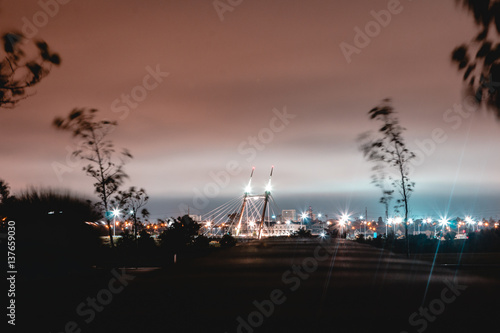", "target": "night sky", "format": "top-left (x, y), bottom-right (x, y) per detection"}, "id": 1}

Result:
top-left (1, 0), bottom-right (499, 220)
